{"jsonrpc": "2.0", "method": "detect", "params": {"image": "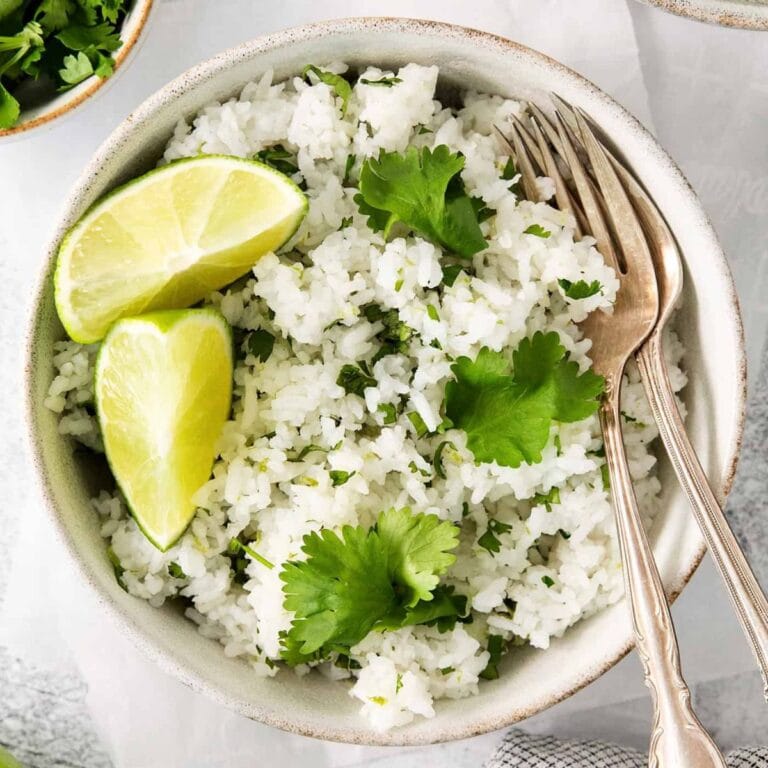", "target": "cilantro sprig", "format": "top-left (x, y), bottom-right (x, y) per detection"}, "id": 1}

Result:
top-left (279, 508), bottom-right (463, 664)
top-left (445, 332), bottom-right (605, 468)
top-left (0, 0), bottom-right (130, 129)
top-left (355, 145), bottom-right (488, 258)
